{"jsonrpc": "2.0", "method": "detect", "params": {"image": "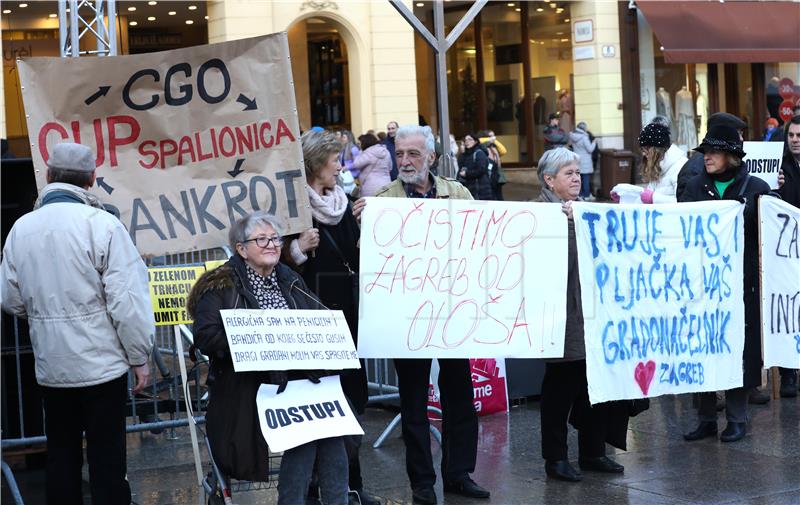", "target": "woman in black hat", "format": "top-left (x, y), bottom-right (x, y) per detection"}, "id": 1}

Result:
top-left (679, 124), bottom-right (771, 443)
